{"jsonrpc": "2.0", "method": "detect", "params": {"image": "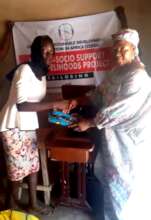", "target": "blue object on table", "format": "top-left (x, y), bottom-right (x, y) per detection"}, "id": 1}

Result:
top-left (48, 110), bottom-right (77, 127)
